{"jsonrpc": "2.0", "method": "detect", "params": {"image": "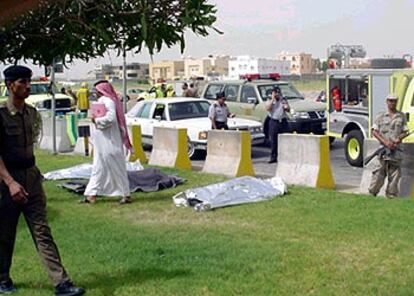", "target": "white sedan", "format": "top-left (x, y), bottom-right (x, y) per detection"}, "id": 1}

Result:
top-left (126, 98), bottom-right (265, 158)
